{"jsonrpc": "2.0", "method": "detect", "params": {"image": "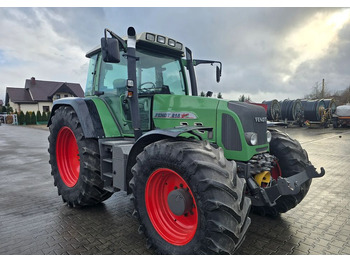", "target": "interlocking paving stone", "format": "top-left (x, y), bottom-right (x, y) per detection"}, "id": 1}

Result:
top-left (1, 124), bottom-right (350, 255)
